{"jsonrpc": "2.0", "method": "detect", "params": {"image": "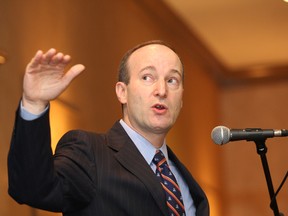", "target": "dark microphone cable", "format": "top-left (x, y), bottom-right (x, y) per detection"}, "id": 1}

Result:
top-left (270, 171), bottom-right (287, 216)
